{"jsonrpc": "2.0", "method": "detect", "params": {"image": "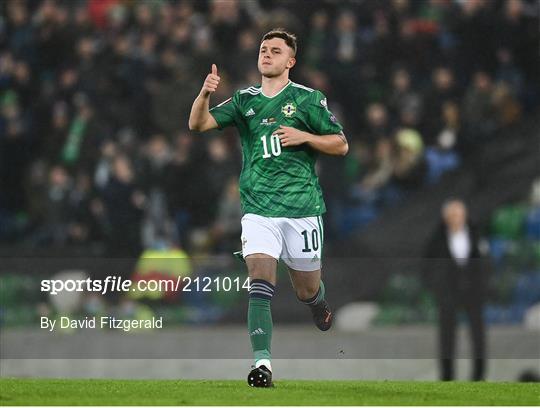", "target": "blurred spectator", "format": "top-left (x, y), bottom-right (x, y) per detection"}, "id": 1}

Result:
top-left (395, 18), bottom-right (433, 79)
top-left (205, 137), bottom-right (239, 212)
top-left (495, 48), bottom-right (524, 97)
top-left (304, 10), bottom-right (329, 70)
top-left (350, 137), bottom-right (394, 206)
top-left (75, 36), bottom-right (99, 97)
top-left (392, 128), bottom-right (426, 190)
top-left (349, 126), bottom-right (426, 210)
top-left (60, 94), bottom-right (105, 172)
top-left (42, 101), bottom-right (69, 164)
top-left (6, 1), bottom-right (35, 62)
top-left (387, 67), bottom-right (422, 128)
top-left (11, 60), bottom-right (33, 107)
top-left (454, 0), bottom-right (496, 77)
top-left (435, 101), bottom-right (461, 151)
top-left (365, 11), bottom-right (395, 86)
top-left (164, 131), bottom-right (207, 248)
top-left (140, 134), bottom-right (175, 249)
top-left (497, 0), bottom-right (537, 81)
top-left (209, 177), bottom-right (242, 253)
top-left (0, 89), bottom-right (31, 212)
top-left (424, 101), bottom-right (461, 184)
top-left (100, 155), bottom-right (145, 257)
top-left (34, 1), bottom-right (74, 73)
top-left (29, 165), bottom-right (72, 246)
top-left (422, 67), bottom-right (460, 143)
top-left (209, 0), bottom-right (243, 71)
top-left (230, 28), bottom-right (259, 82)
top-left (150, 54), bottom-right (199, 136)
top-left (462, 71), bottom-right (497, 146)
top-left (67, 171), bottom-right (101, 245)
top-left (492, 82), bottom-right (522, 128)
top-left (423, 199), bottom-right (488, 381)
top-left (326, 10), bottom-right (363, 120)
top-left (94, 139), bottom-right (117, 189)
top-left (362, 103), bottom-right (392, 147)
top-left (139, 134), bottom-right (172, 191)
top-left (330, 10), bottom-right (362, 67)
